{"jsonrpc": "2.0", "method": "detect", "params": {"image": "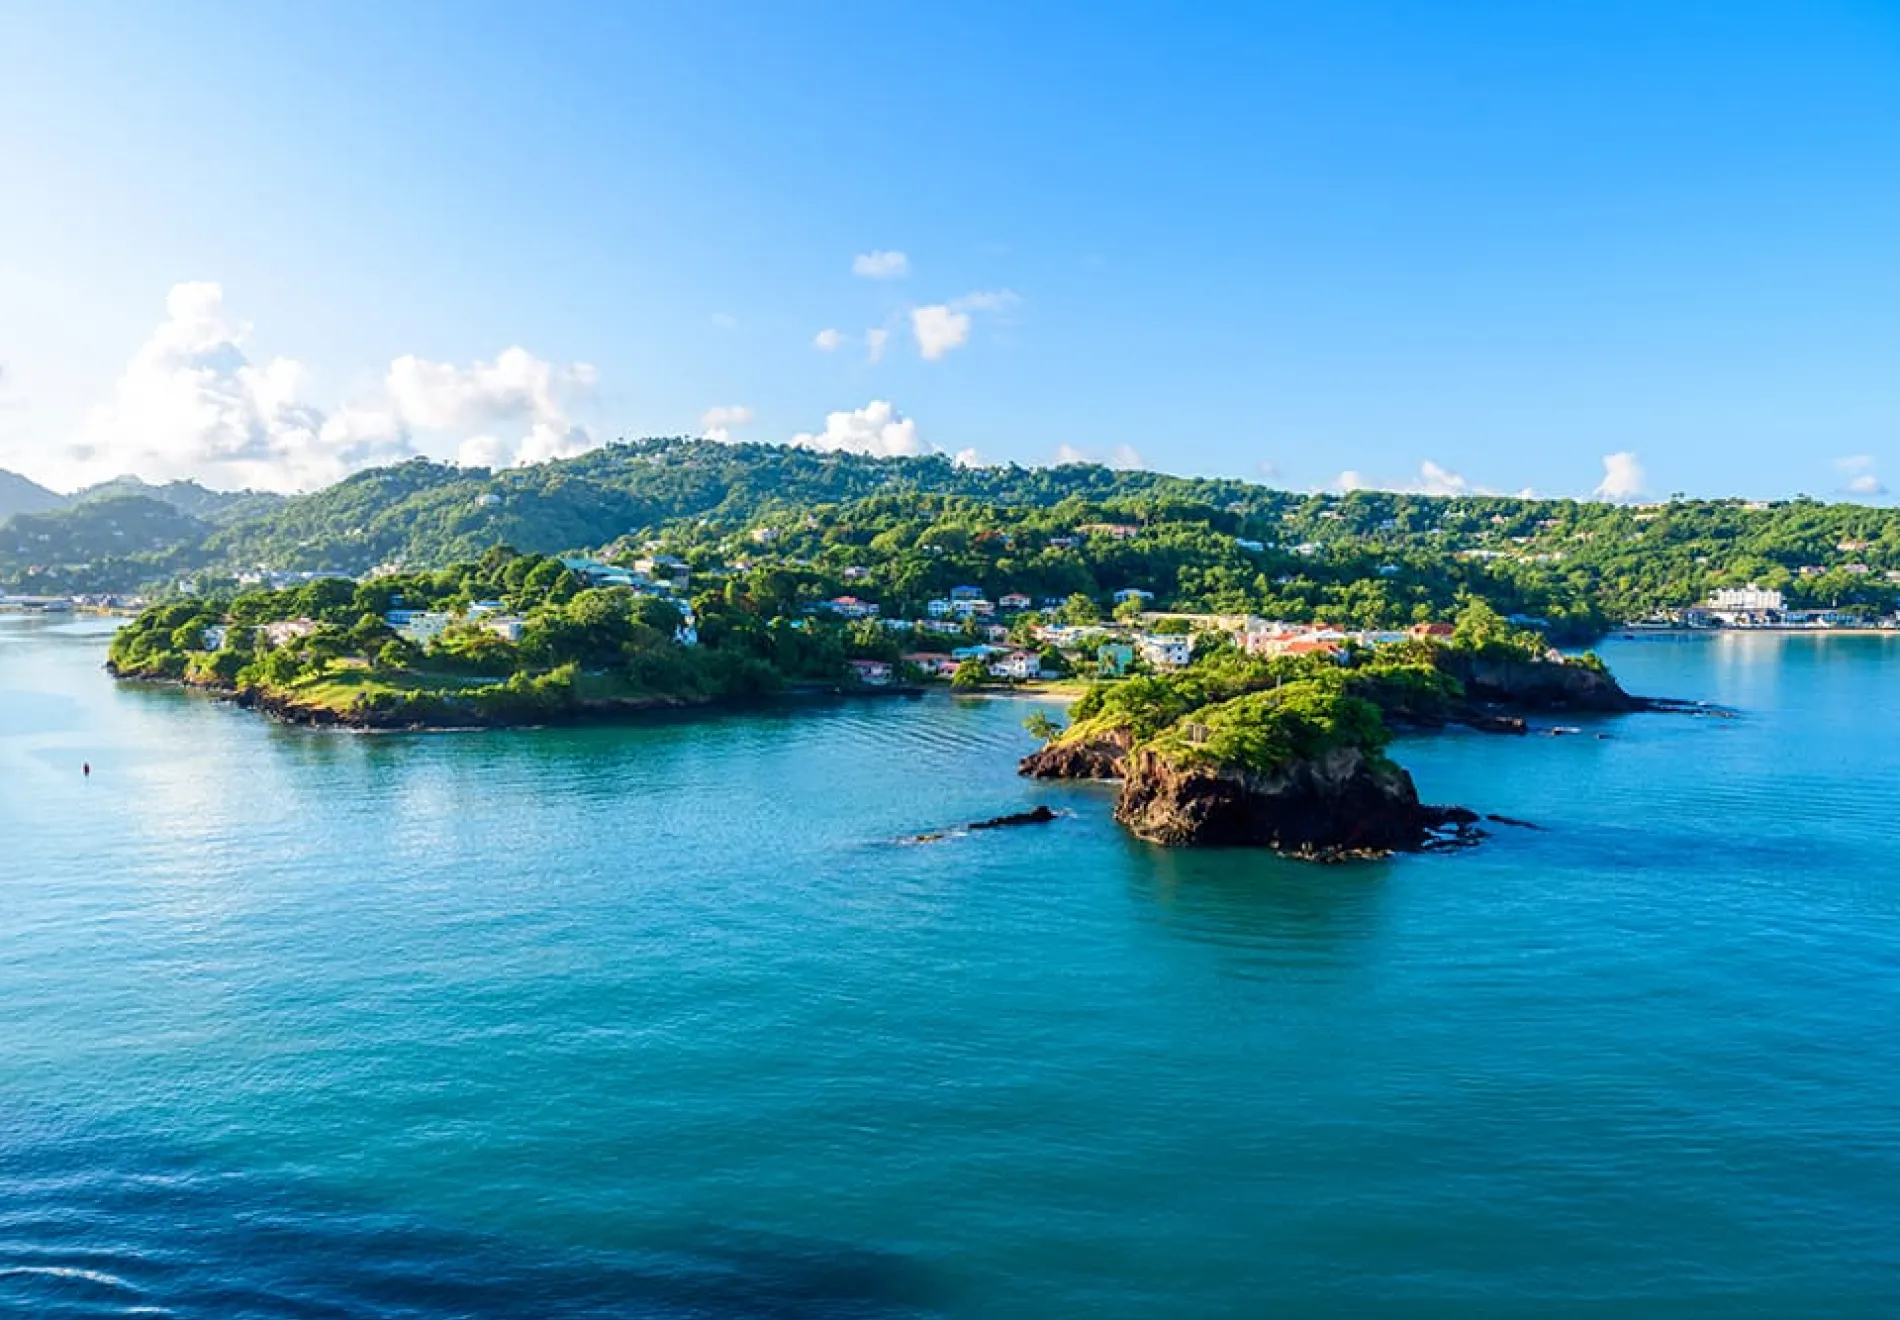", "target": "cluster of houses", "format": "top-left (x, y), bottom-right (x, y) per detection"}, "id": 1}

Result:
top-left (1672, 586), bottom-right (1897, 630)
top-left (385, 600), bottom-right (534, 646)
